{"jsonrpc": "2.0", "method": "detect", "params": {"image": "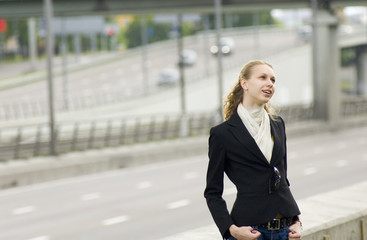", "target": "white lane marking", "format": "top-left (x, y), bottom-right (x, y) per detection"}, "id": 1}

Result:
top-left (131, 64), bottom-right (140, 71)
top-left (81, 192), bottom-right (101, 201)
top-left (183, 172), bottom-right (199, 180)
top-left (312, 147), bottom-right (324, 154)
top-left (303, 167), bottom-right (317, 176)
top-left (363, 154), bottom-right (367, 161)
top-left (358, 137), bottom-right (367, 145)
top-left (99, 73), bottom-right (108, 80)
top-left (336, 160), bottom-right (348, 168)
top-left (137, 181), bottom-right (152, 189)
top-left (114, 69), bottom-right (123, 76)
top-left (102, 215), bottom-right (129, 226)
top-left (27, 236), bottom-right (49, 240)
top-left (337, 142), bottom-right (347, 149)
top-left (167, 199), bottom-right (190, 210)
top-left (288, 151), bottom-right (299, 159)
top-left (13, 206), bottom-right (35, 215)
top-left (223, 187), bottom-right (237, 196)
